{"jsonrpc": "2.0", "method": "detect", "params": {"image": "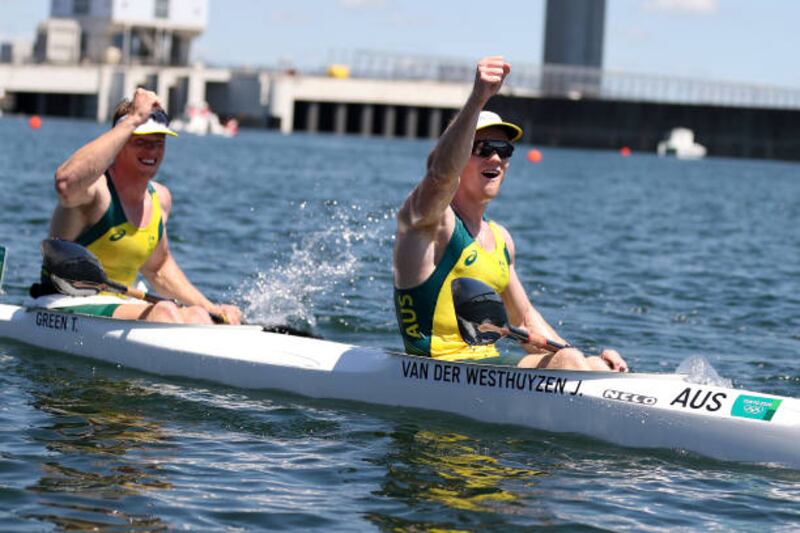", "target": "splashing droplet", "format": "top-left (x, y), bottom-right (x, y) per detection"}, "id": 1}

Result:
top-left (676, 355), bottom-right (732, 387)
